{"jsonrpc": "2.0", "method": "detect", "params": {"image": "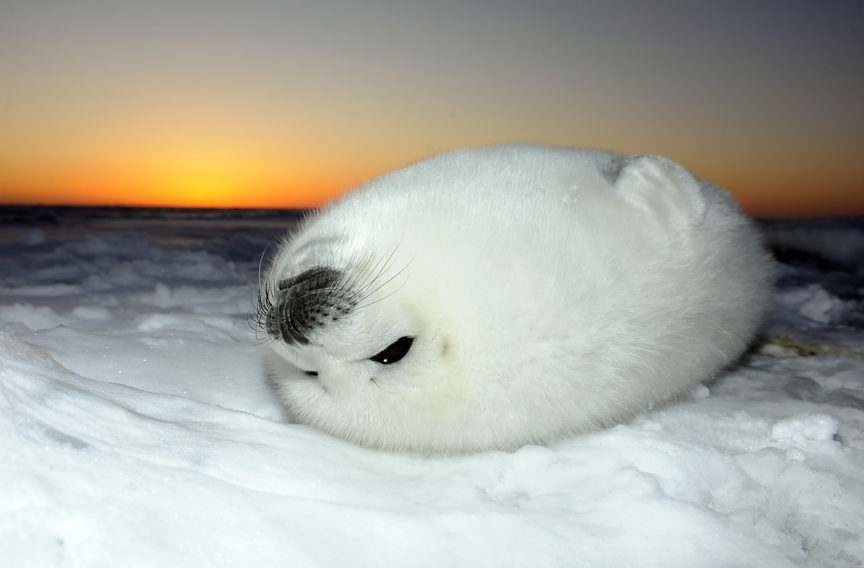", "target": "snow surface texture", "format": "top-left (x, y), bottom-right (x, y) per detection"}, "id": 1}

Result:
top-left (1, 208), bottom-right (863, 567)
